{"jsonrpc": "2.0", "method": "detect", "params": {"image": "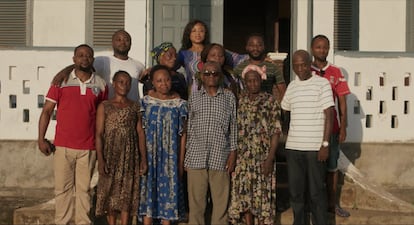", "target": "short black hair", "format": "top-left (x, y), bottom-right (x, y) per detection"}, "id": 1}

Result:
top-left (245, 33), bottom-right (265, 45)
top-left (311, 34), bottom-right (330, 47)
top-left (112, 29), bottom-right (131, 41)
top-left (74, 44), bottom-right (94, 56)
top-left (149, 64), bottom-right (170, 81)
top-left (112, 70), bottom-right (132, 82)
